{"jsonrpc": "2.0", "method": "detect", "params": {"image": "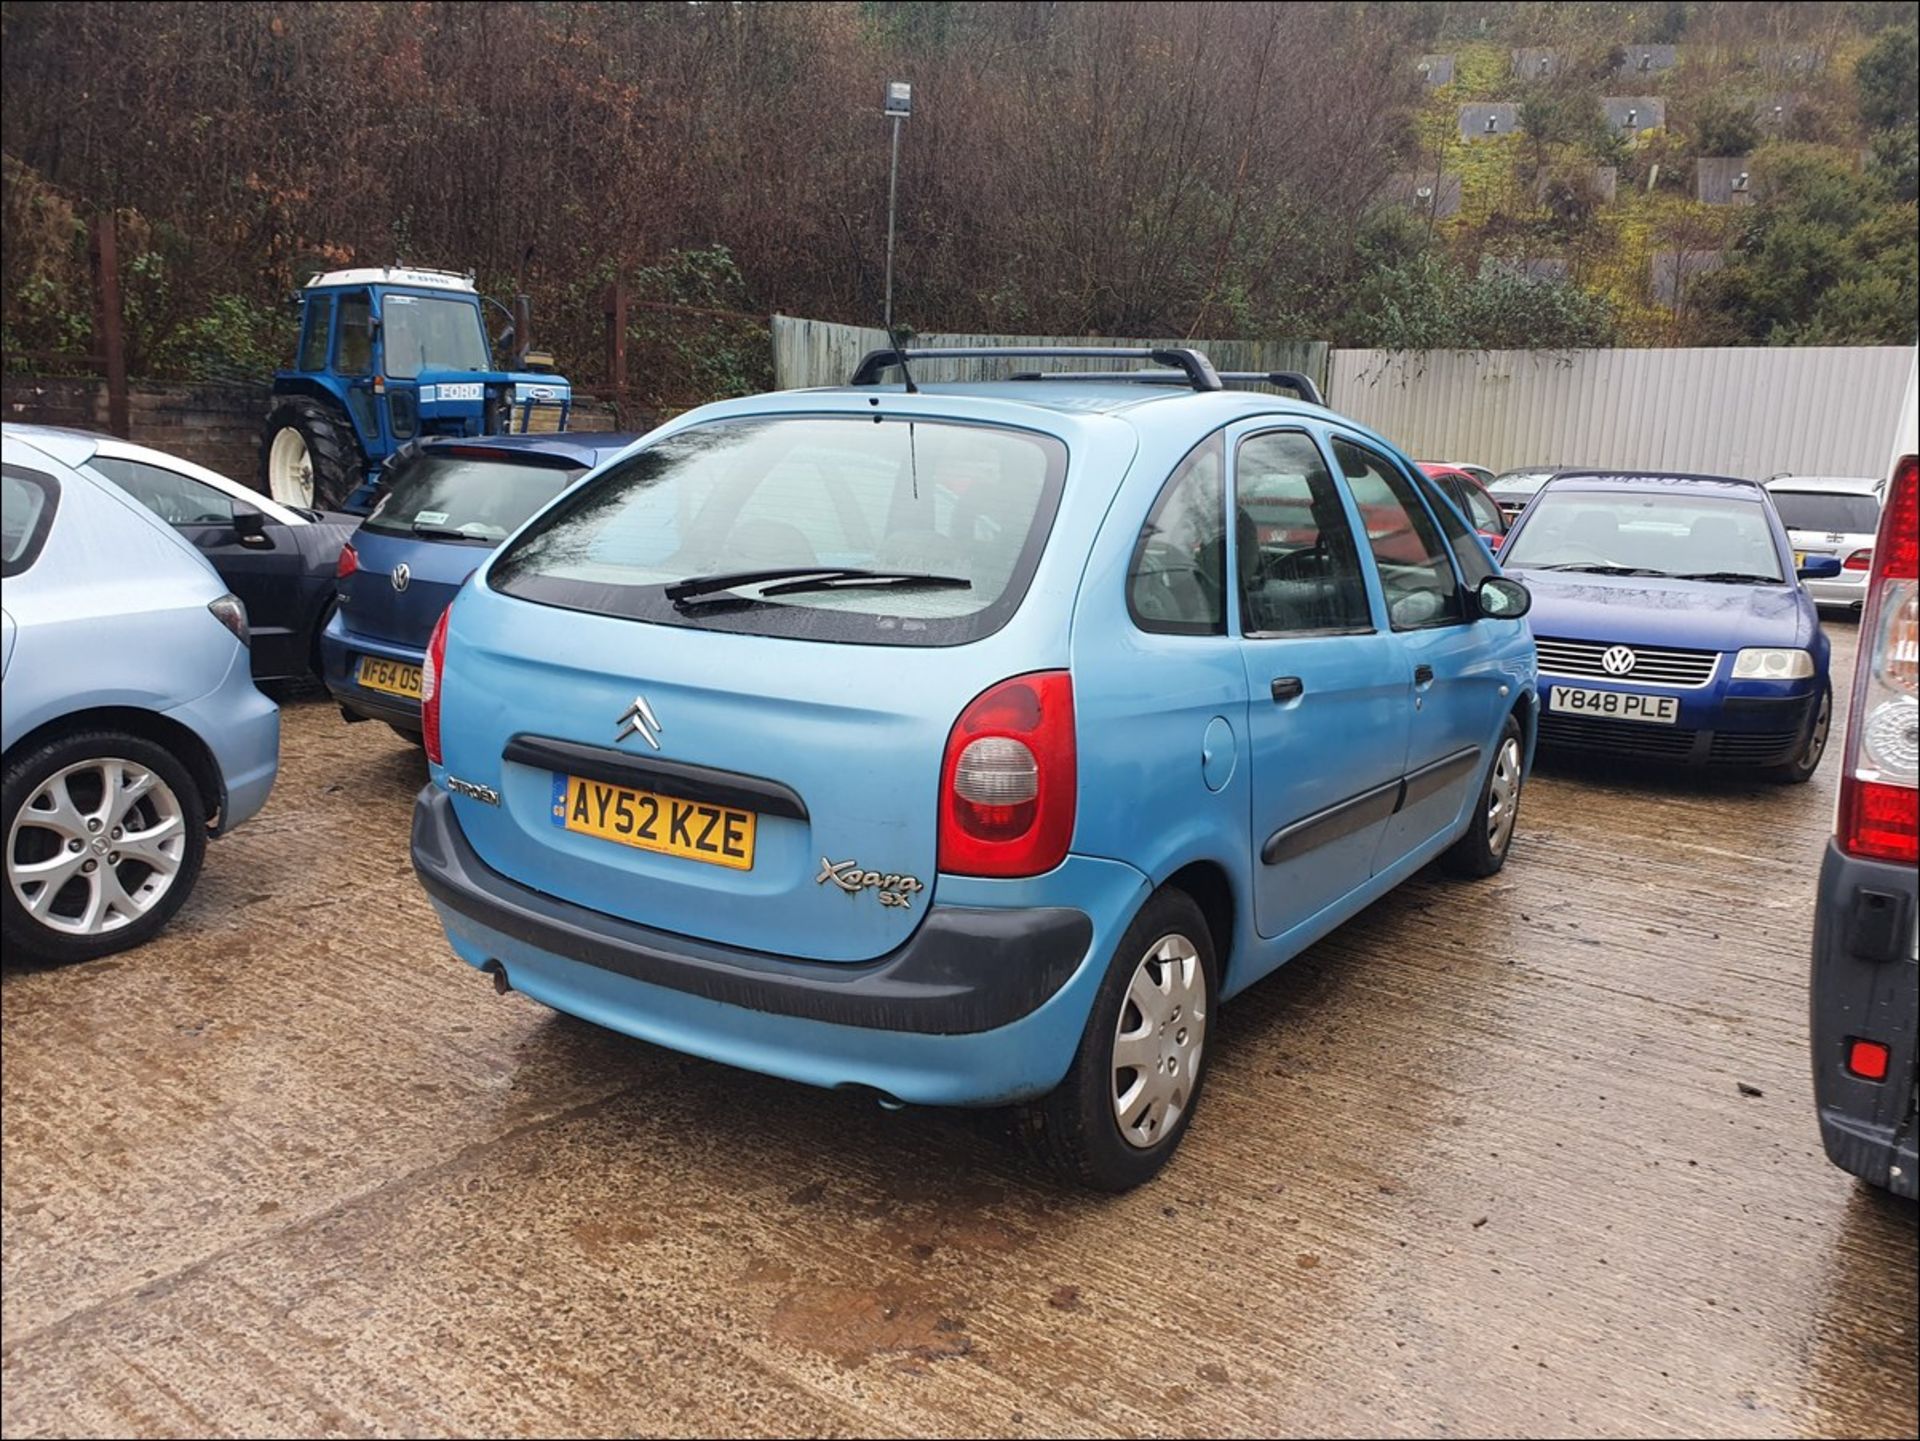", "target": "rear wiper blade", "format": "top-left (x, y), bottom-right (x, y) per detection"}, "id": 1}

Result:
top-left (667, 567), bottom-right (971, 610)
top-left (1670, 571), bottom-right (1781, 585)
top-left (664, 566), bottom-right (853, 602)
top-left (411, 520), bottom-right (479, 540)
